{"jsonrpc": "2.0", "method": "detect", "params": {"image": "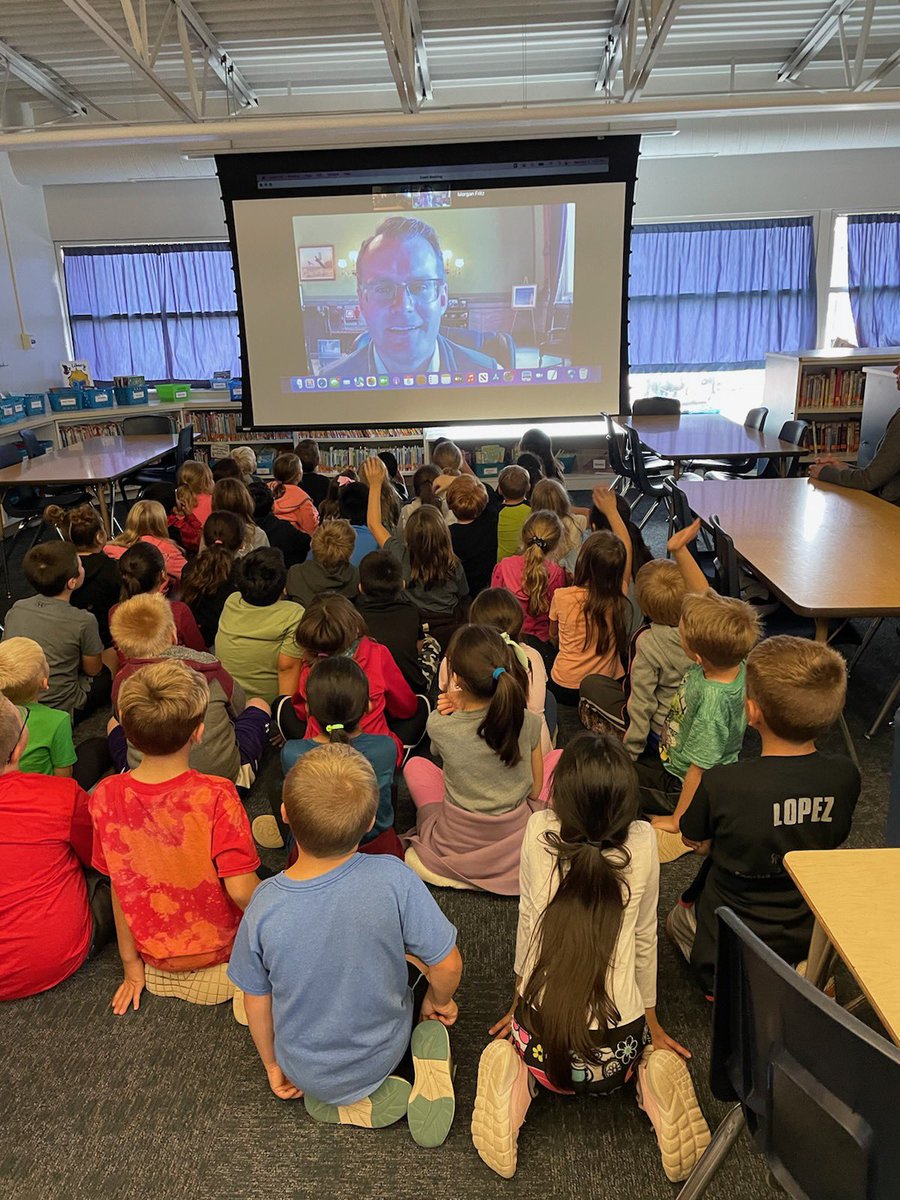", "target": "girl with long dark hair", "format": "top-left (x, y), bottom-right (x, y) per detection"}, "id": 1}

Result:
top-left (180, 511), bottom-right (244, 646)
top-left (472, 732), bottom-right (709, 1182)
